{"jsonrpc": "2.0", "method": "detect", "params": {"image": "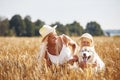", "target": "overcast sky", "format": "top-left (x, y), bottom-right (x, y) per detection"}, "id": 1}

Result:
top-left (0, 0), bottom-right (120, 30)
